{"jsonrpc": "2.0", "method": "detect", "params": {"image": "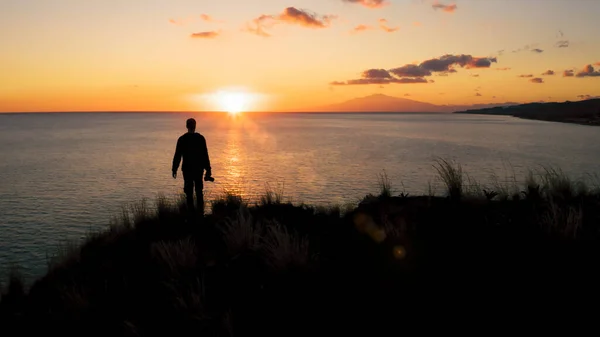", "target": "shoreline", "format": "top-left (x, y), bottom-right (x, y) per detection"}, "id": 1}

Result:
top-left (454, 111), bottom-right (600, 127)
